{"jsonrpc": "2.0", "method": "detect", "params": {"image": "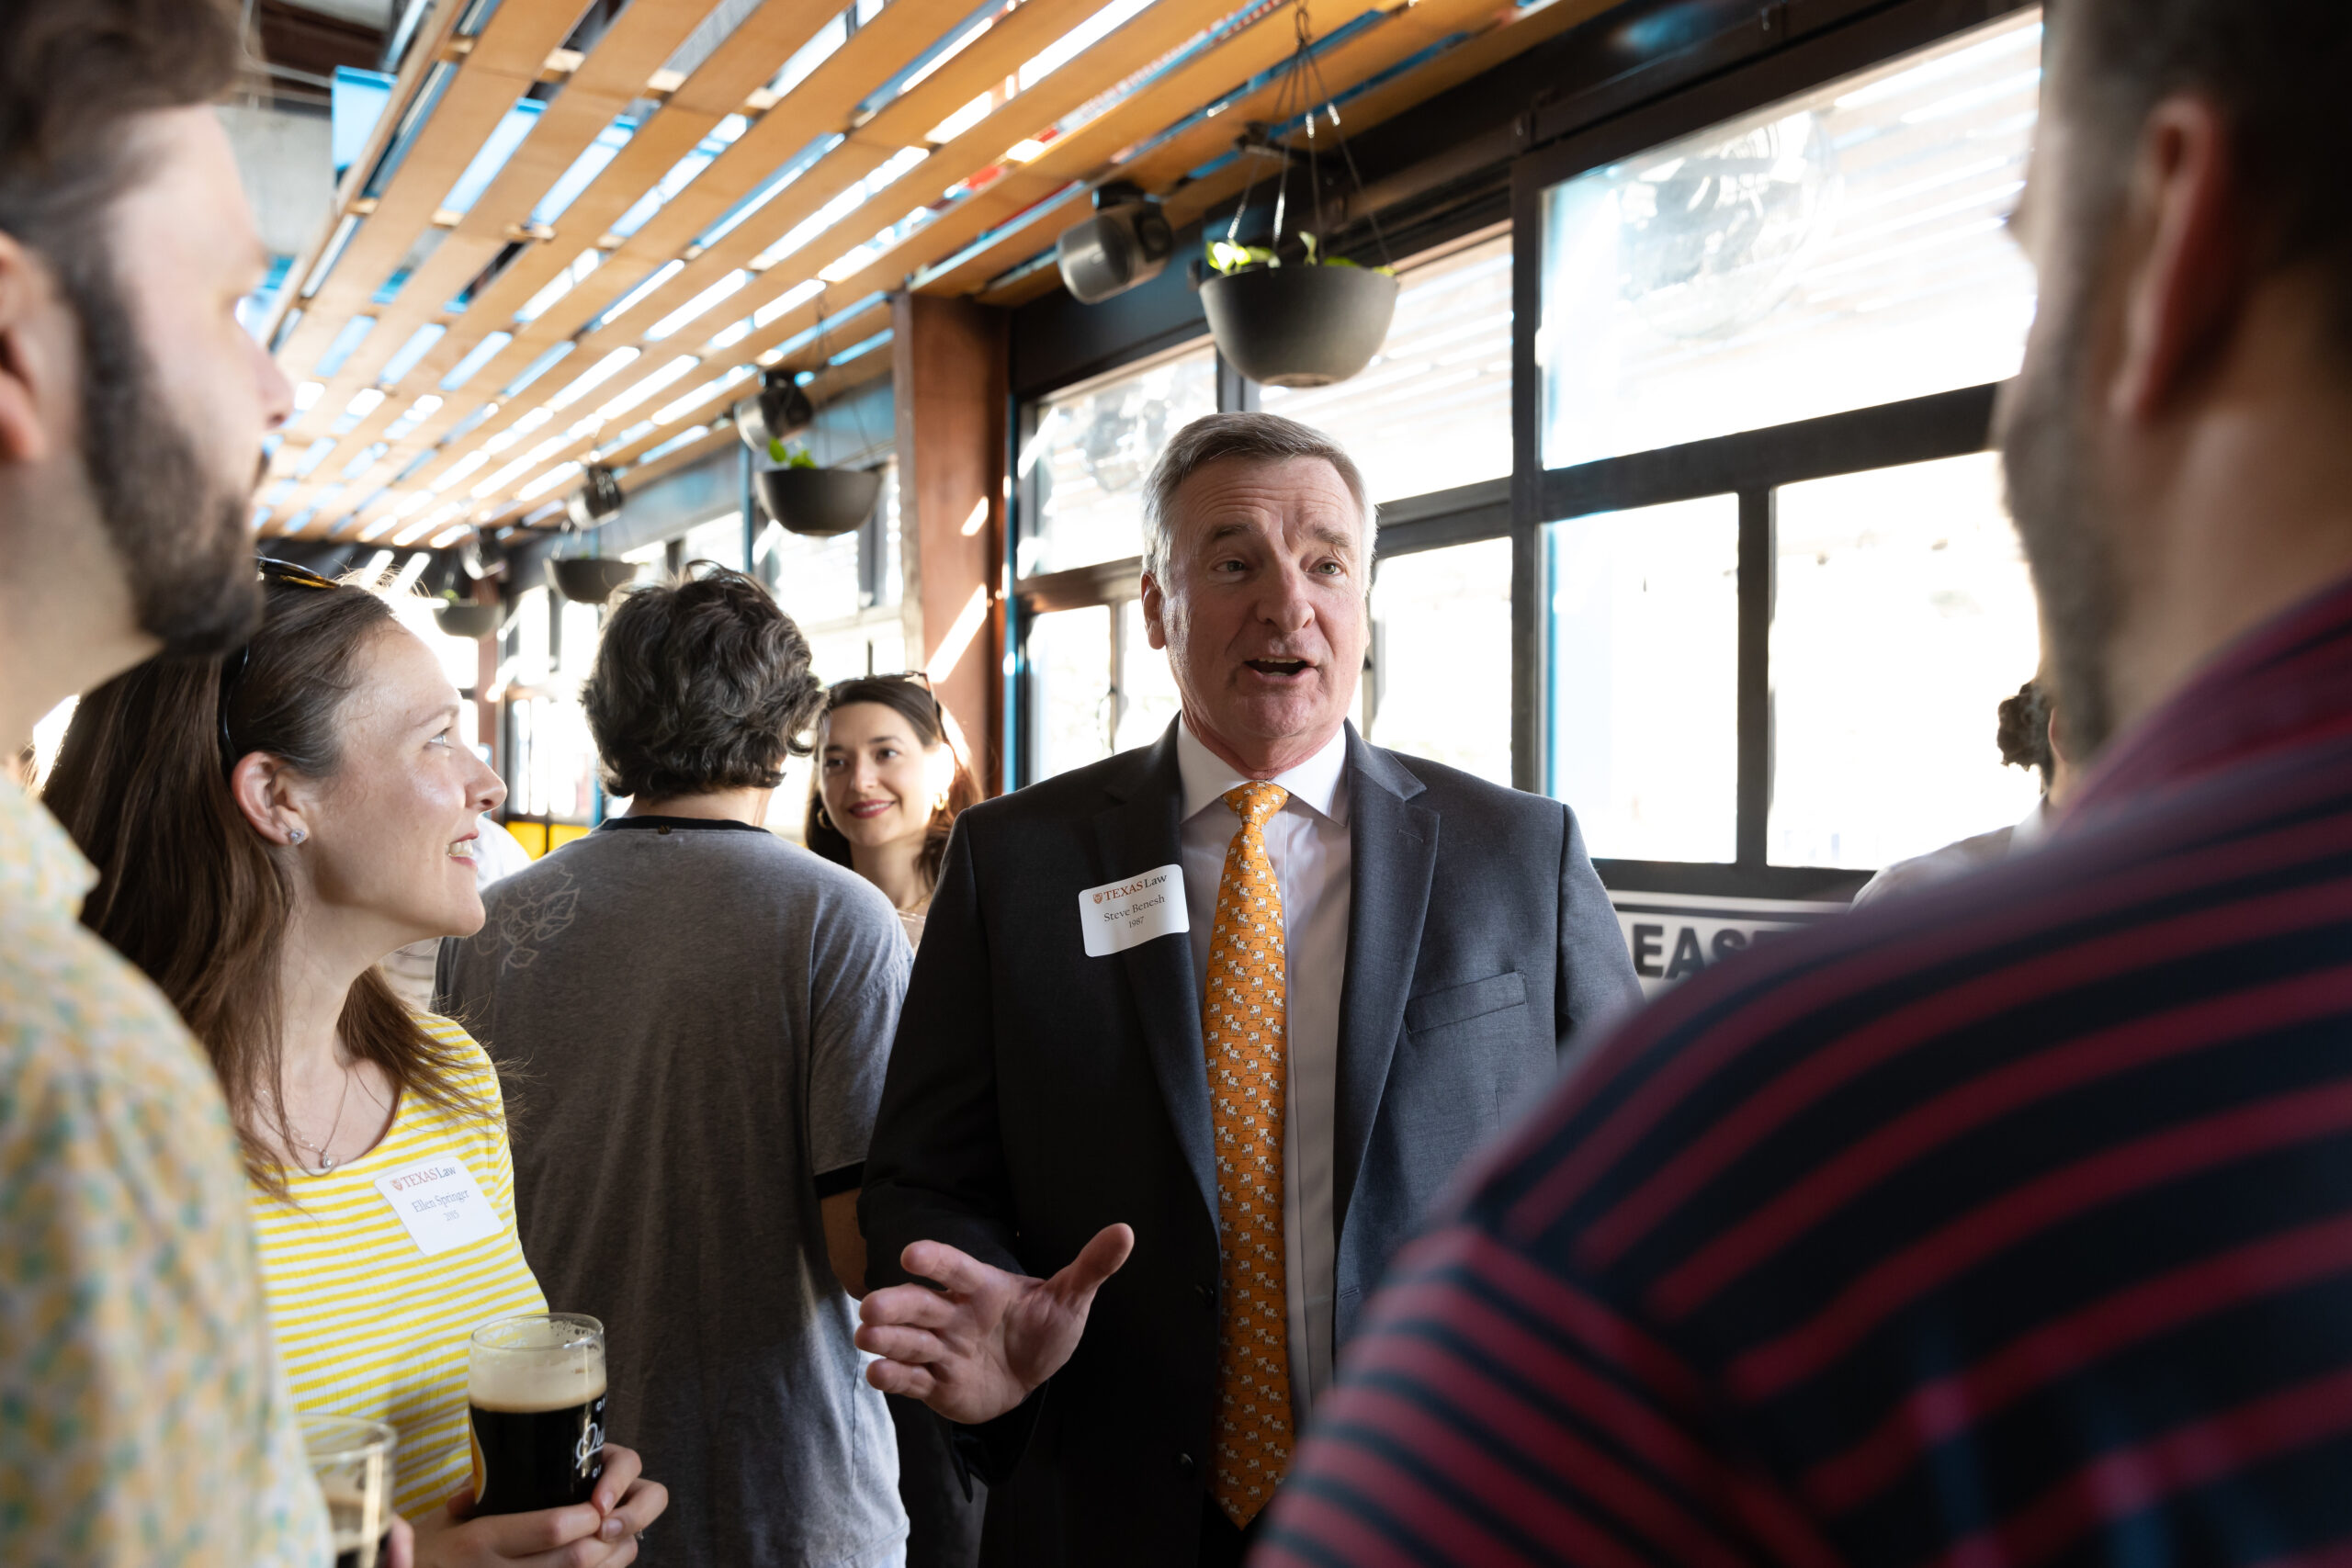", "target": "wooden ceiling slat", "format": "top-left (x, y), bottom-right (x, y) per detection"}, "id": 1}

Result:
top-left (580, 0), bottom-right (985, 270)
top-left (266, 0), bottom-right (848, 519)
top-left (272, 0), bottom-right (597, 378)
top-left (329, 0), bottom-right (727, 383)
top-left (289, 0), bottom-right (1256, 530)
top-left (275, 0), bottom-right (1606, 539)
top-left (331, 287), bottom-right (893, 542)
top-left (280, 0), bottom-right (1355, 534)
top-left (257, 0), bottom-right (465, 347)
top-left (588, 0), bottom-right (1128, 345)
top-left (287, 0), bottom-right (975, 523)
top-left (263, 1), bottom-right (730, 505)
top-left (462, 0), bottom-right (1388, 483)
top-left (1124, 0), bottom-right (1609, 196)
top-left (937, 0), bottom-right (1605, 303)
